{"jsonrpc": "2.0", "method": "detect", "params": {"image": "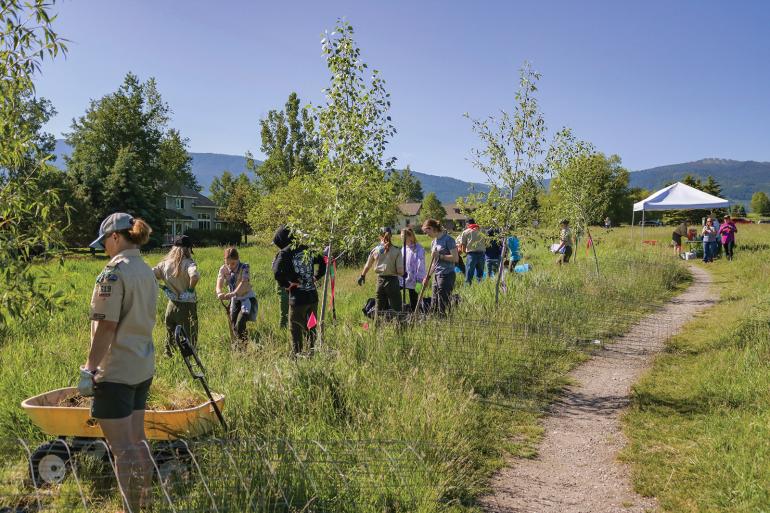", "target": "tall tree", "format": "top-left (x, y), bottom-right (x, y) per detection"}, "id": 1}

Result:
top-left (209, 170), bottom-right (237, 207)
top-left (550, 140), bottom-right (628, 276)
top-left (463, 62), bottom-right (567, 301)
top-left (1, 1), bottom-right (70, 325)
top-left (250, 21), bottom-right (398, 338)
top-left (159, 129), bottom-right (198, 193)
top-left (246, 92), bottom-right (318, 193)
top-left (420, 192), bottom-right (446, 224)
top-left (65, 73), bottom-right (194, 245)
top-left (390, 165), bottom-right (424, 202)
top-left (219, 174), bottom-right (255, 243)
